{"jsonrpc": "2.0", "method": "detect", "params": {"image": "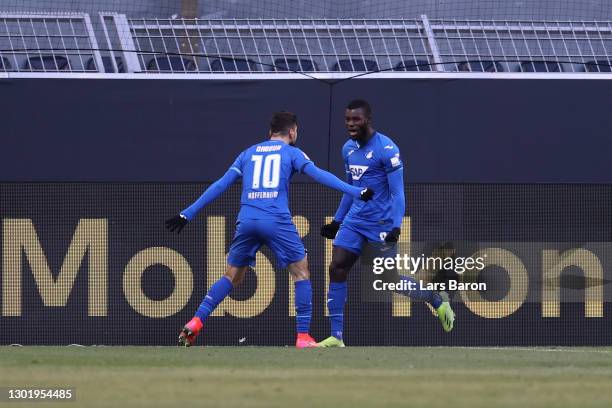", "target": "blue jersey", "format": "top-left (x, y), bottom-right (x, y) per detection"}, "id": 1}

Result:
top-left (229, 139), bottom-right (312, 221)
top-left (342, 132), bottom-right (403, 225)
